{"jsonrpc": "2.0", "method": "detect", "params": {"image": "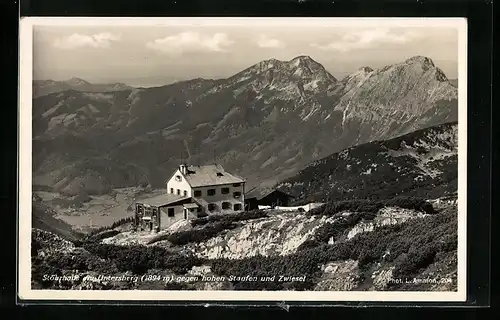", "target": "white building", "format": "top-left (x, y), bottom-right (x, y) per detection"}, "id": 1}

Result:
top-left (135, 164), bottom-right (246, 232)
